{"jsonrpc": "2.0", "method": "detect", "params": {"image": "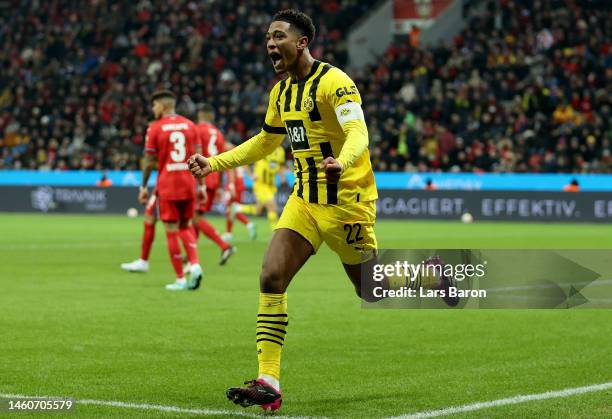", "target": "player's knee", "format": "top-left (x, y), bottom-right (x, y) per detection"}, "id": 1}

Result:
top-left (164, 221), bottom-right (179, 232)
top-left (260, 266), bottom-right (286, 293)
